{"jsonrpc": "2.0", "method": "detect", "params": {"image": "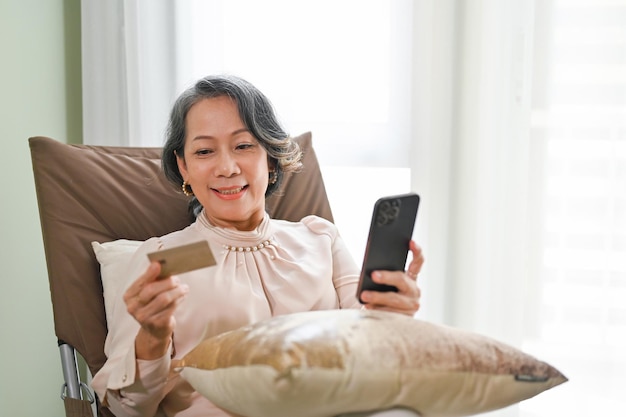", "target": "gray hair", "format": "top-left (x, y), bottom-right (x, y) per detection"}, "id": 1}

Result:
top-left (162, 75), bottom-right (302, 216)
